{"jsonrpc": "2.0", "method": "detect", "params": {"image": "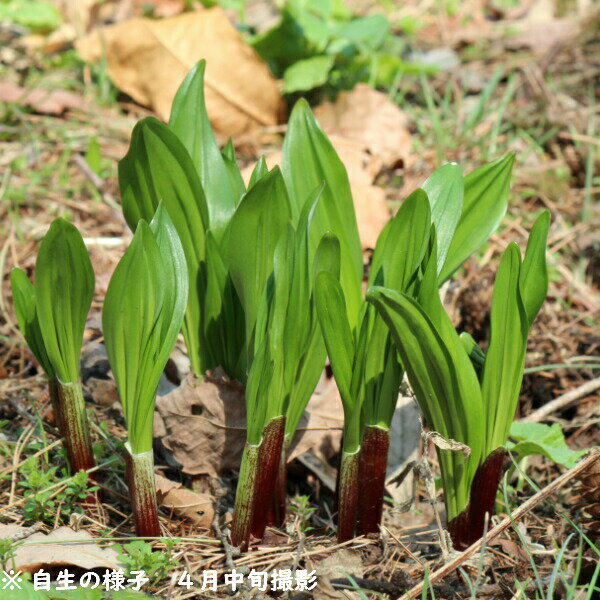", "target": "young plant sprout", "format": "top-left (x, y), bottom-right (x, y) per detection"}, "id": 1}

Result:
top-left (367, 210), bottom-right (549, 549)
top-left (119, 61), bottom-right (245, 382)
top-left (12, 219), bottom-right (95, 476)
top-left (102, 205), bottom-right (188, 537)
top-left (227, 164), bottom-right (341, 550)
top-left (316, 154), bottom-right (515, 541)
